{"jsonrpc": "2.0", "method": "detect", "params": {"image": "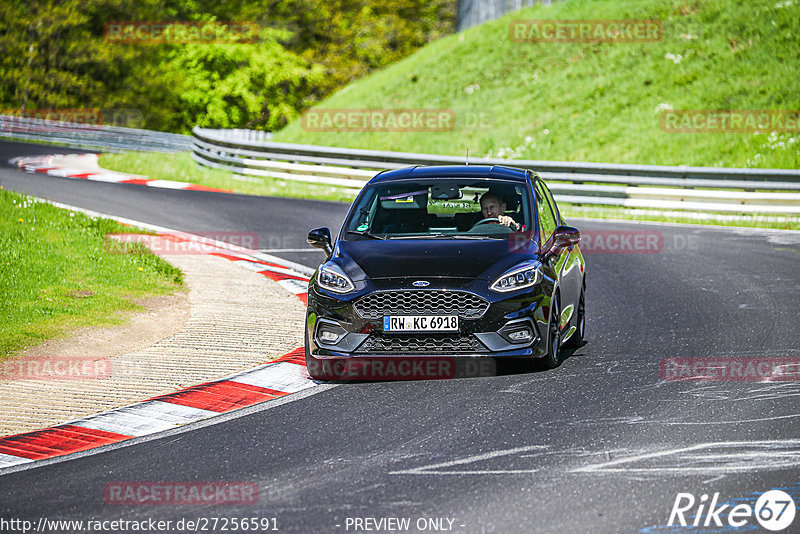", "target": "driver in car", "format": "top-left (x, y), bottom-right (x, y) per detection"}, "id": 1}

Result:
top-left (479, 192), bottom-right (521, 231)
